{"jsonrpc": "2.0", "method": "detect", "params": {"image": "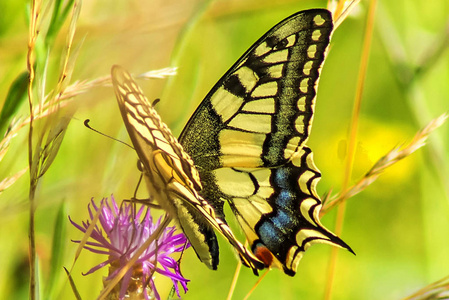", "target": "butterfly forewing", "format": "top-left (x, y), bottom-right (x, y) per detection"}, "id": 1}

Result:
top-left (178, 9), bottom-right (353, 275)
top-left (111, 65), bottom-right (263, 273)
top-left (112, 68), bottom-right (201, 192)
top-left (180, 9), bottom-right (333, 169)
